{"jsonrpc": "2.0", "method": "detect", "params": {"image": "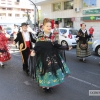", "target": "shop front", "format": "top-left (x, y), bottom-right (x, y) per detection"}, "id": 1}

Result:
top-left (82, 16), bottom-right (100, 22)
top-left (64, 18), bottom-right (75, 28)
